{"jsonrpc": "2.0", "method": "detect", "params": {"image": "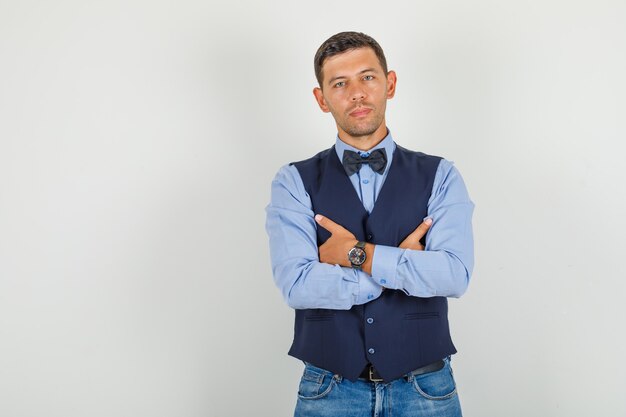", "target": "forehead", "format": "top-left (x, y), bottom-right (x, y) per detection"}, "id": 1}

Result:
top-left (321, 47), bottom-right (383, 79)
